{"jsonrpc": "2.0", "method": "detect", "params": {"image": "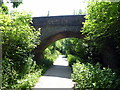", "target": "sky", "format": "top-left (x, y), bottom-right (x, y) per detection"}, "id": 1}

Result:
top-left (6, 0), bottom-right (88, 17)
